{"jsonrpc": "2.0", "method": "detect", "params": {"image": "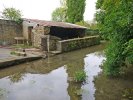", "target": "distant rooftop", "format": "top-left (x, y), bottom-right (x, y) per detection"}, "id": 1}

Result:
top-left (23, 18), bottom-right (87, 29)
